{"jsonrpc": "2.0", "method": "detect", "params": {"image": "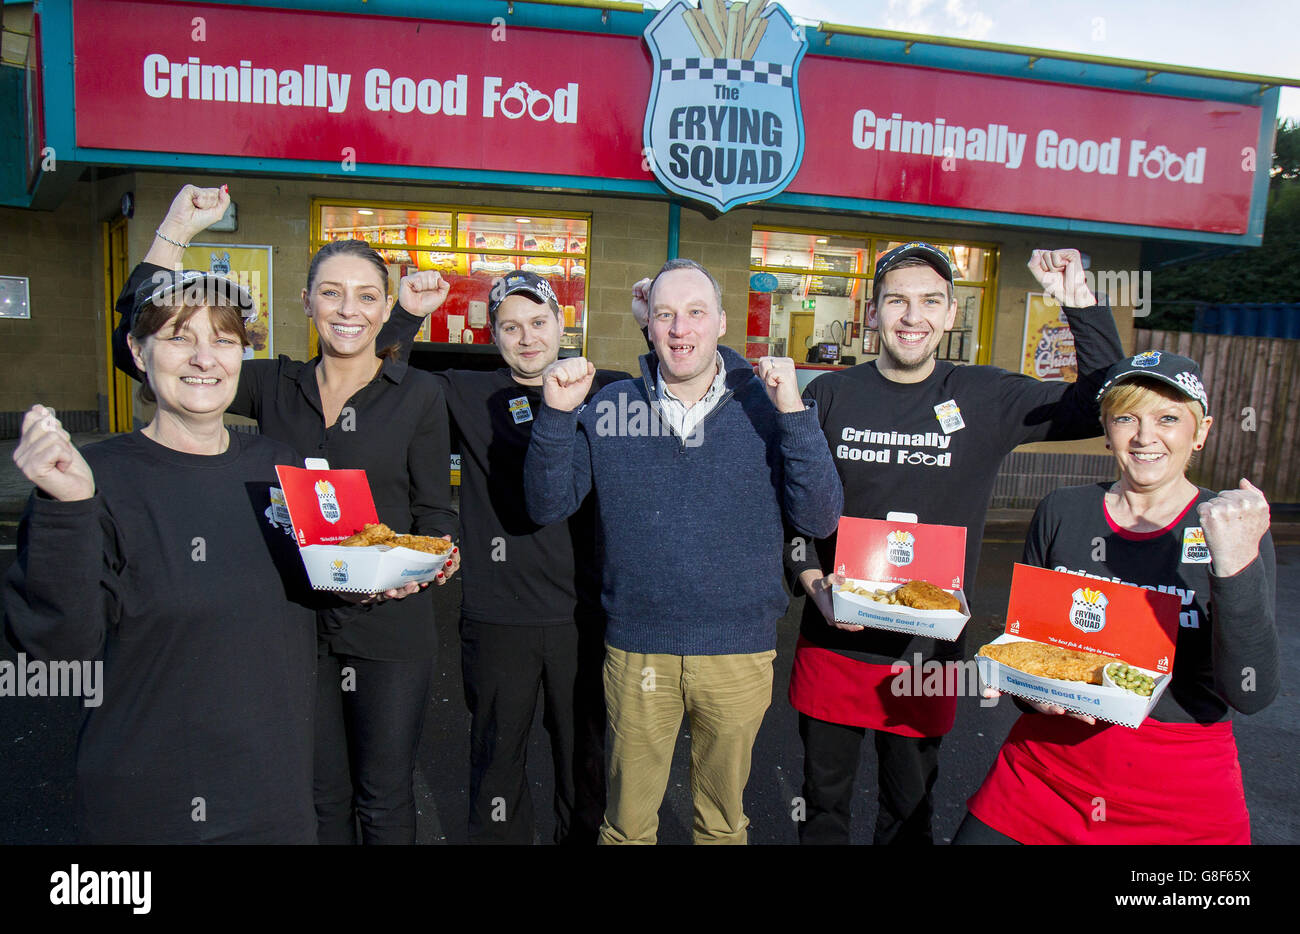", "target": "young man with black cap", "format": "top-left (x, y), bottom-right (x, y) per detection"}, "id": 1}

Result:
top-left (392, 269), bottom-right (629, 844)
top-left (786, 242), bottom-right (1124, 845)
